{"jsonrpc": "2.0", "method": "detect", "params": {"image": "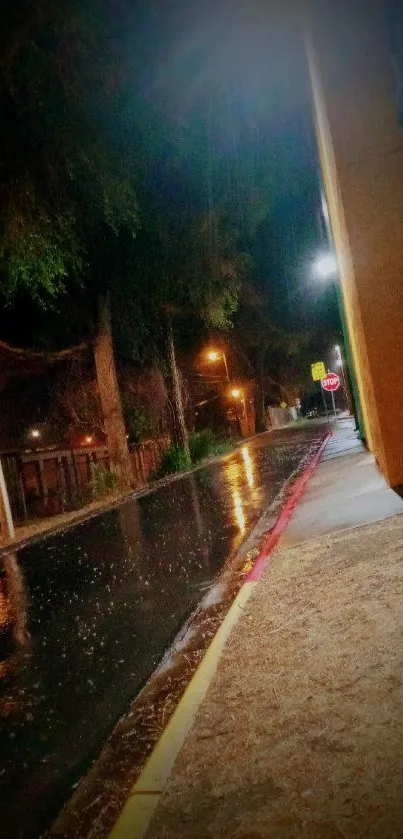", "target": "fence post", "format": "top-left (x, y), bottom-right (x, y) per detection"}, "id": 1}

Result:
top-left (0, 459), bottom-right (15, 540)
